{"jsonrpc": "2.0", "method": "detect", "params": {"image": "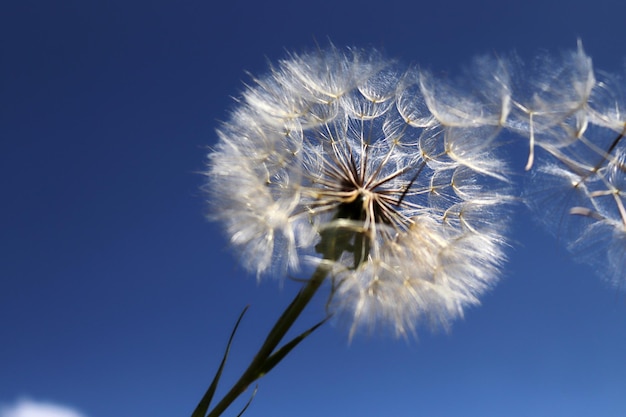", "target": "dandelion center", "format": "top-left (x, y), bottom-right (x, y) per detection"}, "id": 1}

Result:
top-left (301, 124), bottom-right (421, 268)
top-left (309, 134), bottom-right (415, 226)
